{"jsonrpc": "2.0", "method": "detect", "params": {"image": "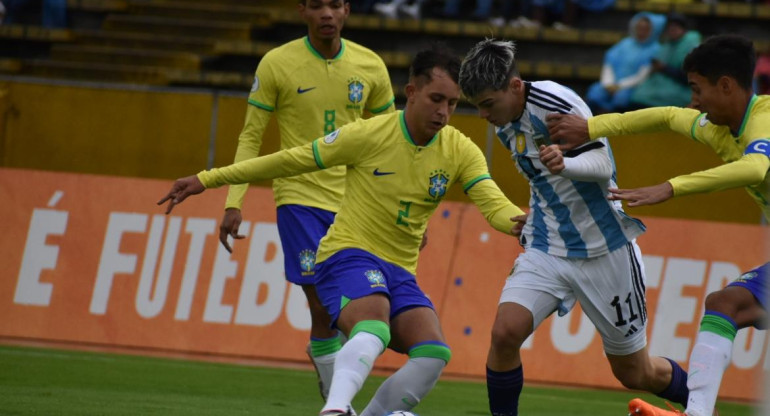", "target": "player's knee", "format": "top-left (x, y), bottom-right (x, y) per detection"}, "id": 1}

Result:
top-left (350, 320), bottom-right (391, 348)
top-left (612, 367), bottom-right (646, 390)
top-left (409, 341), bottom-right (452, 365)
top-left (490, 319), bottom-right (528, 352)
